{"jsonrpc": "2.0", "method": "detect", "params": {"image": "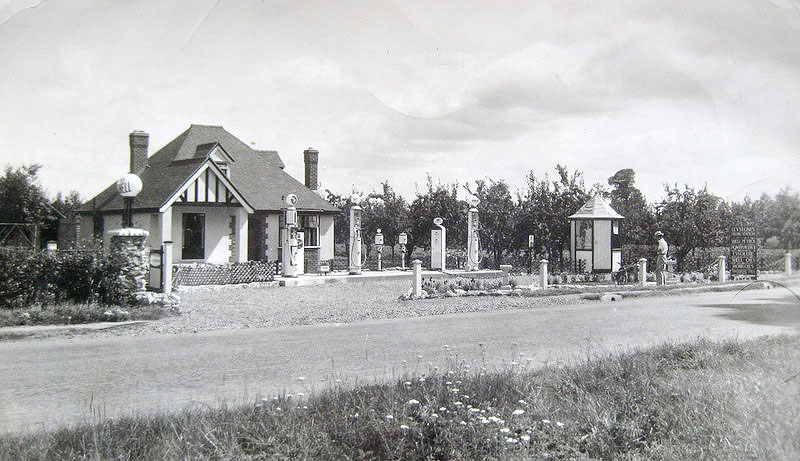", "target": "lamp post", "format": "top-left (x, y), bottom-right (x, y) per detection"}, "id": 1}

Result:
top-left (116, 173), bottom-right (143, 228)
